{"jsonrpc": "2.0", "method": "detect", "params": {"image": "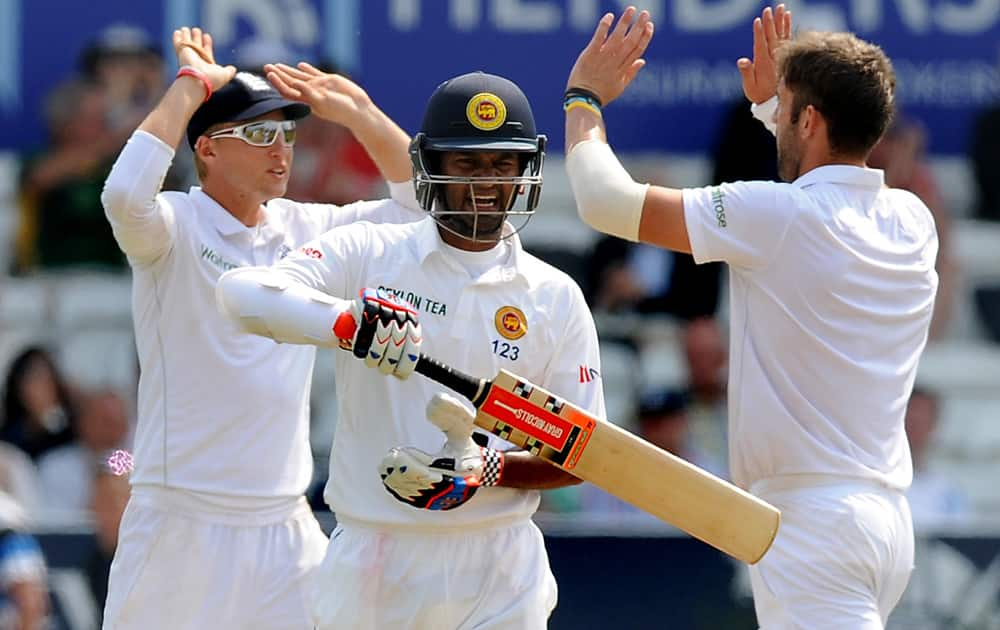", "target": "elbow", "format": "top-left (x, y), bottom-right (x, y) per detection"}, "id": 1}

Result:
top-left (565, 140), bottom-right (647, 242)
top-left (100, 181), bottom-right (129, 221)
top-left (215, 267), bottom-right (267, 326)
